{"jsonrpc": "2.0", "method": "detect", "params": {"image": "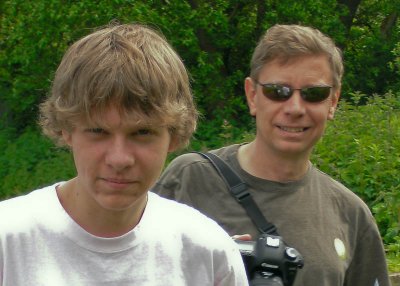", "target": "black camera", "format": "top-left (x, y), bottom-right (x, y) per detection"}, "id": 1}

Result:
top-left (236, 234), bottom-right (304, 286)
